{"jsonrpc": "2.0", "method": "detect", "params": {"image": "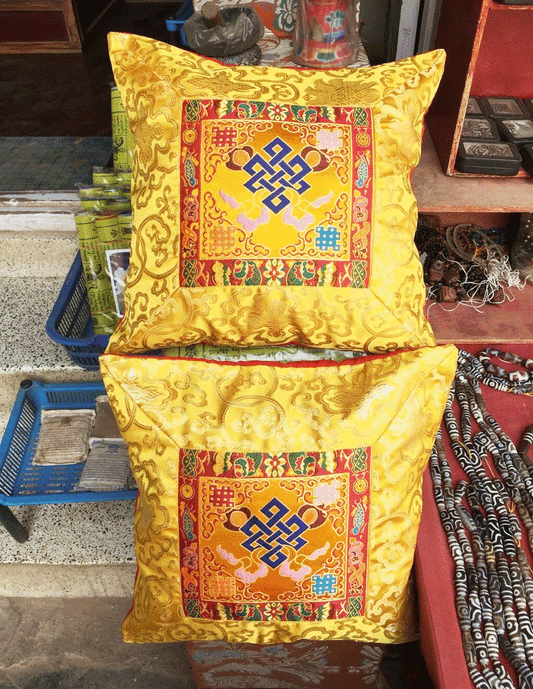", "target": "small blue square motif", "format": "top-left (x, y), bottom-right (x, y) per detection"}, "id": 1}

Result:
top-left (315, 226), bottom-right (341, 251)
top-left (312, 573), bottom-right (337, 595)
